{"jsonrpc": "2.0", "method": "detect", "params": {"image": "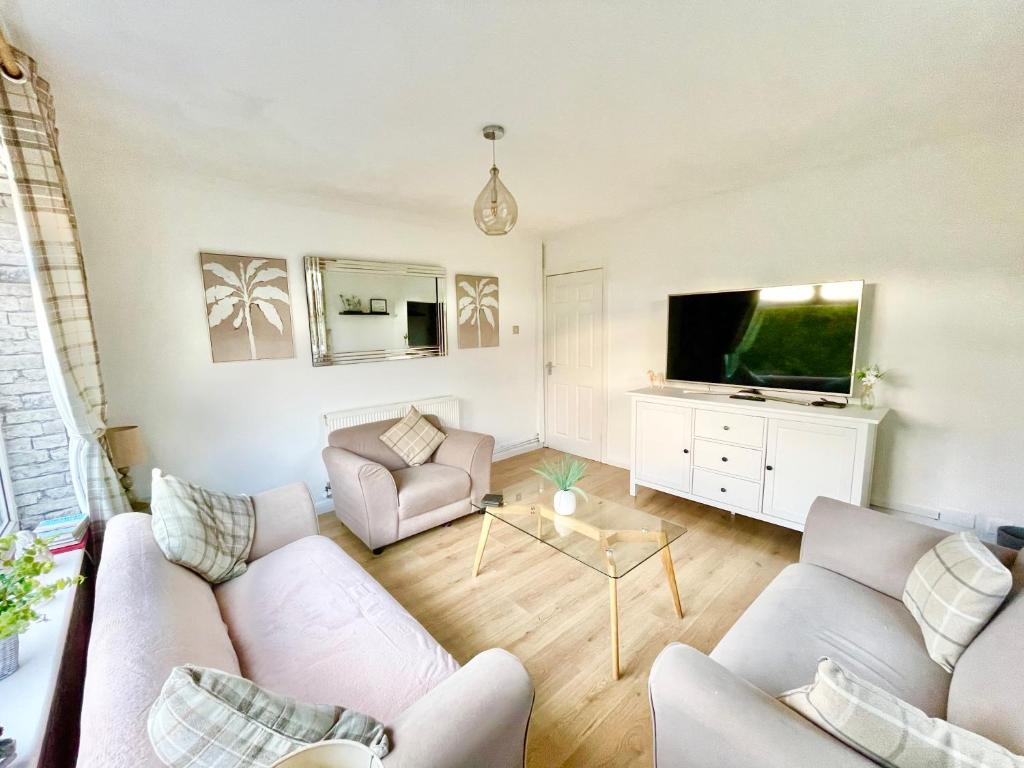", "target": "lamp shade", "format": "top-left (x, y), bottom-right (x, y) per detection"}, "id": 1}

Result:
top-left (106, 425), bottom-right (147, 468)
